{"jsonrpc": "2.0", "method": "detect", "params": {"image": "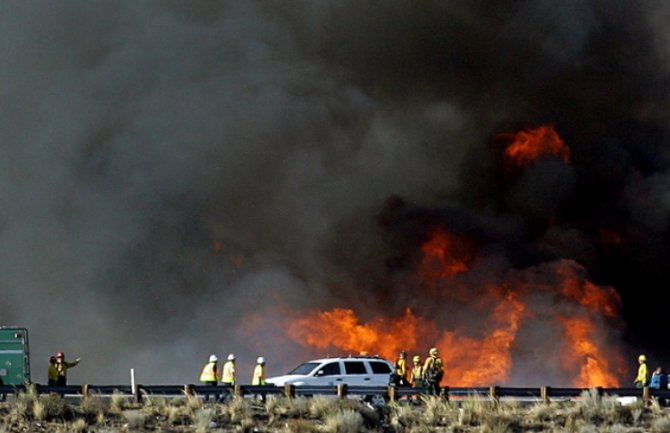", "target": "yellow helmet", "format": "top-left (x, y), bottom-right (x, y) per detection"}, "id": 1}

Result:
top-left (413, 355), bottom-right (421, 362)
top-left (639, 354), bottom-right (647, 362)
top-left (429, 347), bottom-right (438, 356)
